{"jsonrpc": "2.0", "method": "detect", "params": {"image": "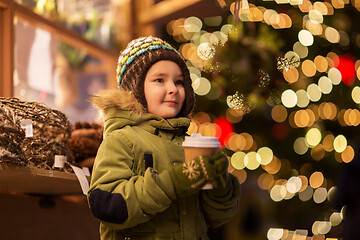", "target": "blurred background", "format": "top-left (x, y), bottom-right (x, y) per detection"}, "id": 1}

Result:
top-left (1, 0), bottom-right (360, 239)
